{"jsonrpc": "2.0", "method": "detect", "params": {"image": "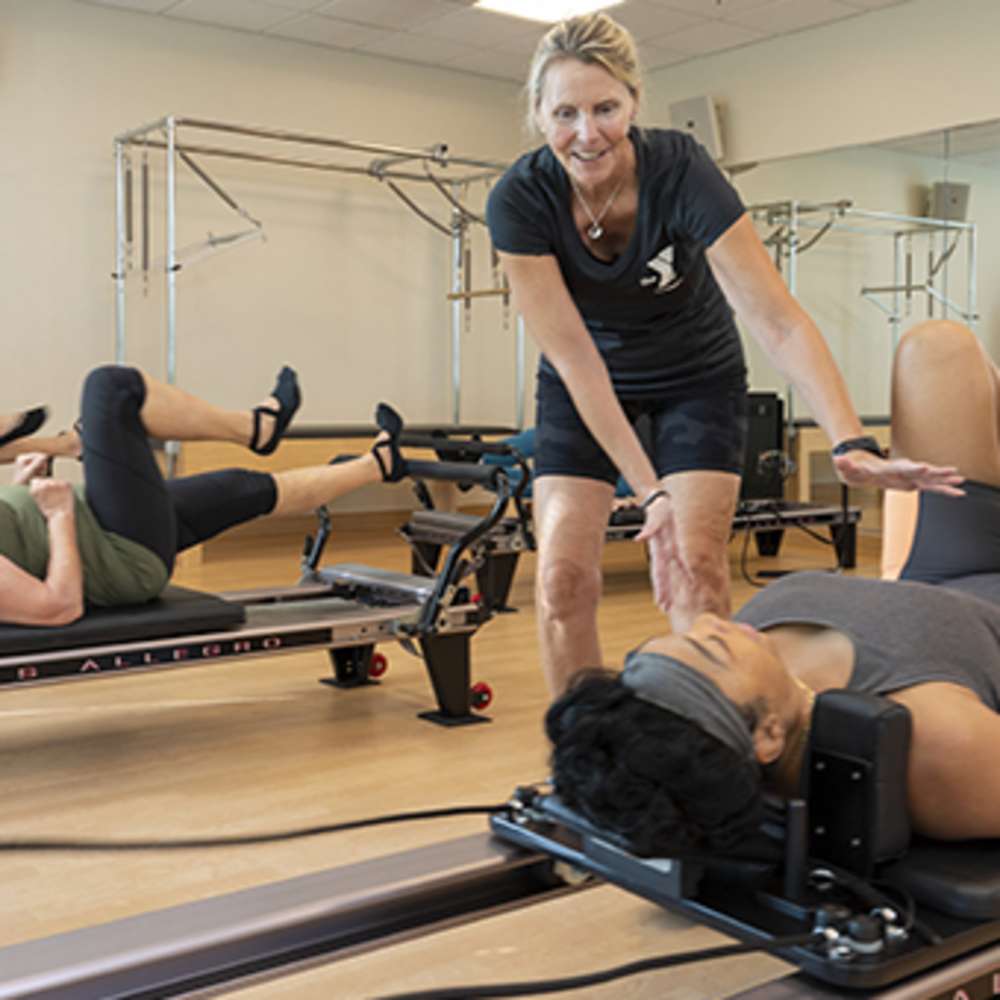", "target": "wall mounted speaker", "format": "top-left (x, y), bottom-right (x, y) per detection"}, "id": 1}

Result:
top-left (668, 95), bottom-right (724, 161)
